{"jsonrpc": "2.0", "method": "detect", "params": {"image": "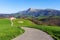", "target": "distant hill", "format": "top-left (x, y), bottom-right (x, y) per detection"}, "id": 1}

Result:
top-left (0, 8), bottom-right (60, 18)
top-left (13, 8), bottom-right (60, 18)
